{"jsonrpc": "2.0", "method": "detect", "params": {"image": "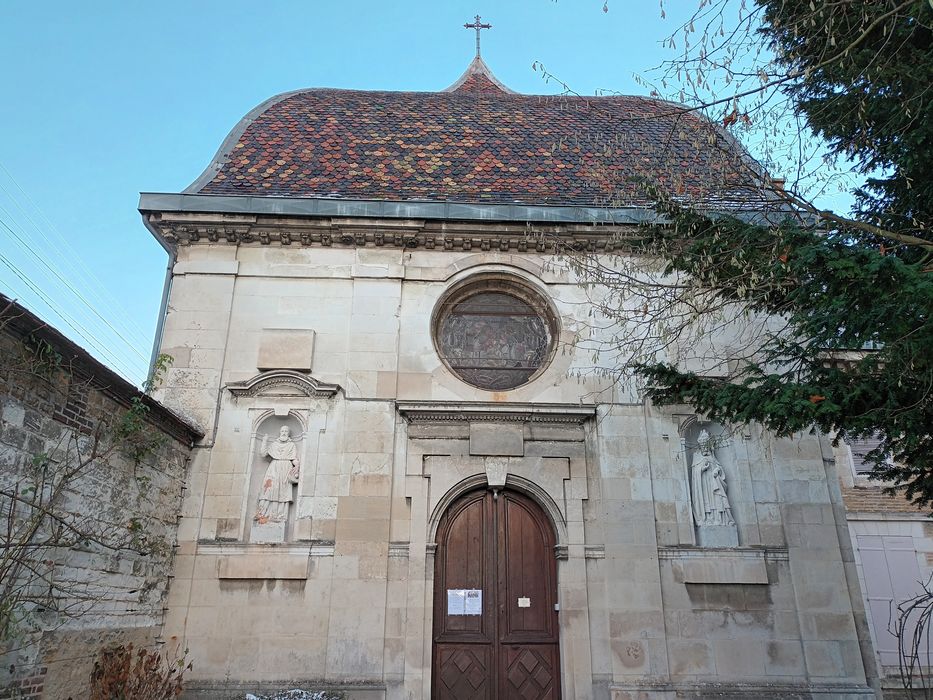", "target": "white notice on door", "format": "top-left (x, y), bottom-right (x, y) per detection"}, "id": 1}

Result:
top-left (464, 589), bottom-right (482, 615)
top-left (517, 596), bottom-right (531, 608)
top-left (447, 589), bottom-right (465, 615)
top-left (447, 589), bottom-right (483, 615)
